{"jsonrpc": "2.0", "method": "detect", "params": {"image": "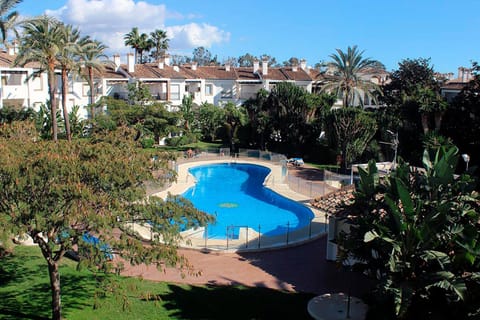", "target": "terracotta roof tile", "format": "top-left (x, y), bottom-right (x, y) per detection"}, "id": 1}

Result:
top-left (236, 67), bottom-right (260, 81)
top-left (196, 66), bottom-right (237, 80)
top-left (0, 51), bottom-right (40, 68)
top-left (310, 184), bottom-right (355, 216)
top-left (280, 67), bottom-right (312, 81)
